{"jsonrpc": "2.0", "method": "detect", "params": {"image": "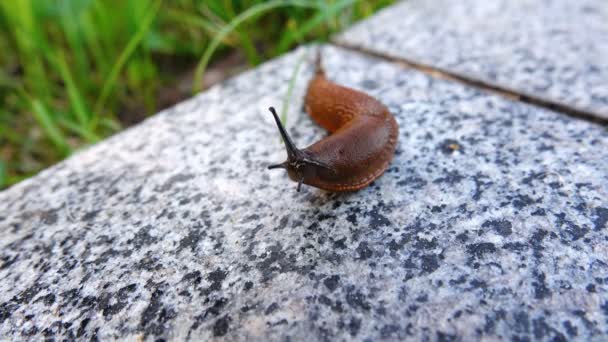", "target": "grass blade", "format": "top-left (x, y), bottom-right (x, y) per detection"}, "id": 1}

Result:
top-left (94, 0), bottom-right (161, 115)
top-left (58, 117), bottom-right (101, 143)
top-left (53, 51), bottom-right (91, 131)
top-left (81, 9), bottom-right (110, 77)
top-left (275, 0), bottom-right (358, 54)
top-left (280, 51), bottom-right (307, 123)
top-left (193, 0), bottom-right (322, 92)
top-left (166, 8), bottom-right (221, 36)
top-left (0, 160), bottom-right (5, 189)
top-left (236, 28), bottom-right (261, 65)
top-left (31, 99), bottom-right (71, 155)
top-left (58, 0), bottom-right (91, 89)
